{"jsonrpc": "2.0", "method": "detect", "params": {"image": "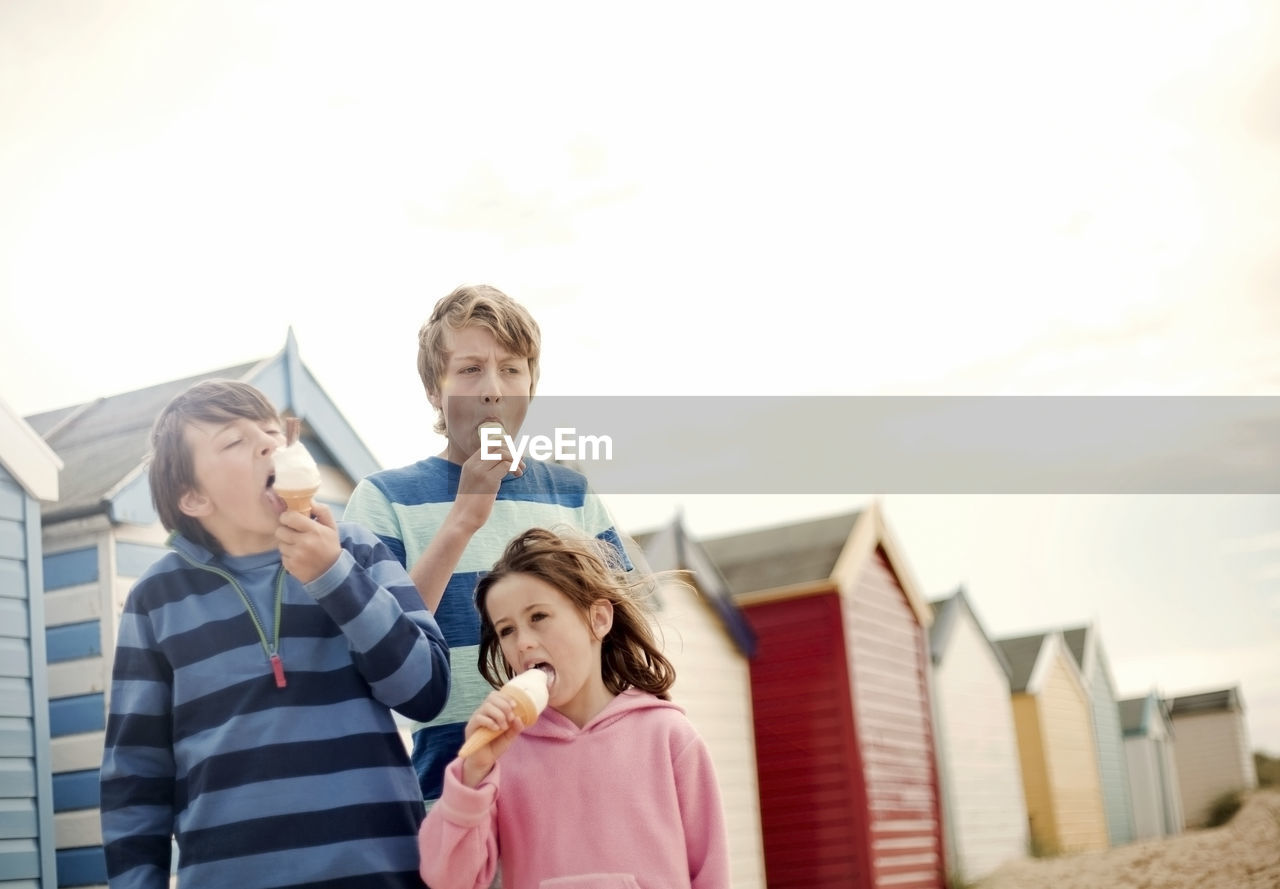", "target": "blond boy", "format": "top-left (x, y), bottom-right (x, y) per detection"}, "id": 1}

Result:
top-left (344, 284), bottom-right (627, 802)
